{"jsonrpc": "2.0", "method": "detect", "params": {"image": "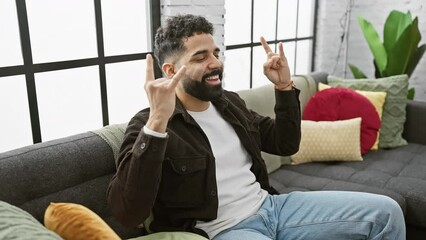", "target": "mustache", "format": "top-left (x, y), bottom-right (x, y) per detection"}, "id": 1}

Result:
top-left (202, 69), bottom-right (223, 81)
